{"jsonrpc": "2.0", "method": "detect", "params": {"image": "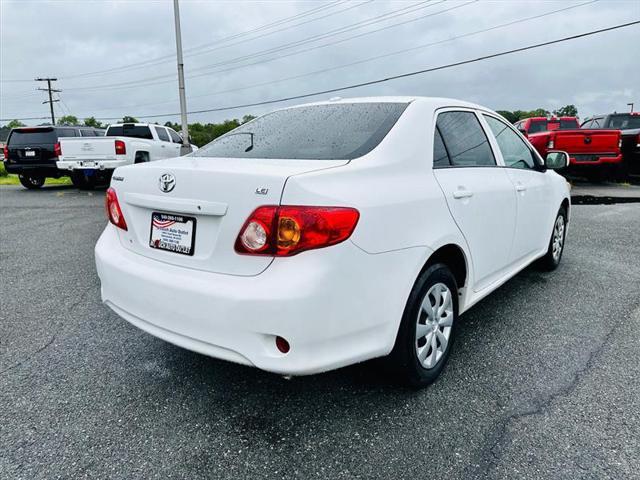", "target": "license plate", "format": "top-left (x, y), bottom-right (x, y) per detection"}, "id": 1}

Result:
top-left (149, 212), bottom-right (196, 256)
top-left (25, 150), bottom-right (36, 157)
